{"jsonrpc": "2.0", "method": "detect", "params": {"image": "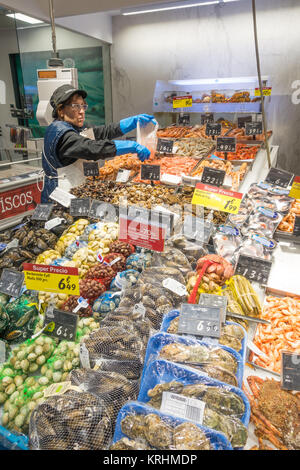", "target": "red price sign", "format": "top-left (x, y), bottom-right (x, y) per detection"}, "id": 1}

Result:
top-left (119, 208), bottom-right (166, 252)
